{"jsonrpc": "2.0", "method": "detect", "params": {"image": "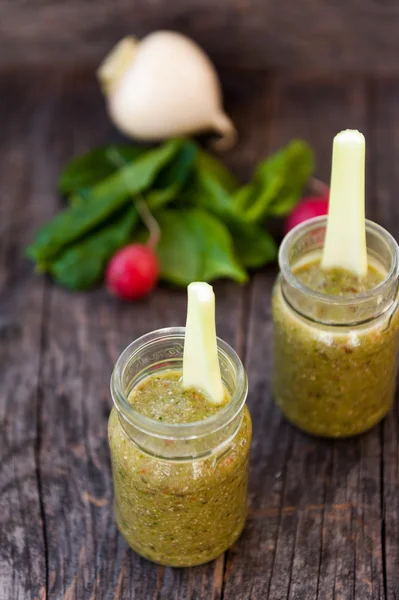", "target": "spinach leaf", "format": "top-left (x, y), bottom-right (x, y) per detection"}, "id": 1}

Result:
top-left (194, 170), bottom-right (237, 220)
top-left (146, 140), bottom-right (198, 211)
top-left (234, 140), bottom-right (314, 222)
top-left (27, 139), bottom-right (182, 264)
top-left (196, 150), bottom-right (239, 192)
top-left (258, 139), bottom-right (314, 217)
top-left (194, 171), bottom-right (277, 268)
top-left (155, 208), bottom-right (247, 286)
top-left (230, 222), bottom-right (276, 268)
top-left (59, 145), bottom-right (146, 196)
top-left (233, 180), bottom-right (278, 222)
top-left (28, 137), bottom-right (314, 292)
top-left (233, 184), bottom-right (254, 213)
top-left (50, 207), bottom-right (138, 290)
